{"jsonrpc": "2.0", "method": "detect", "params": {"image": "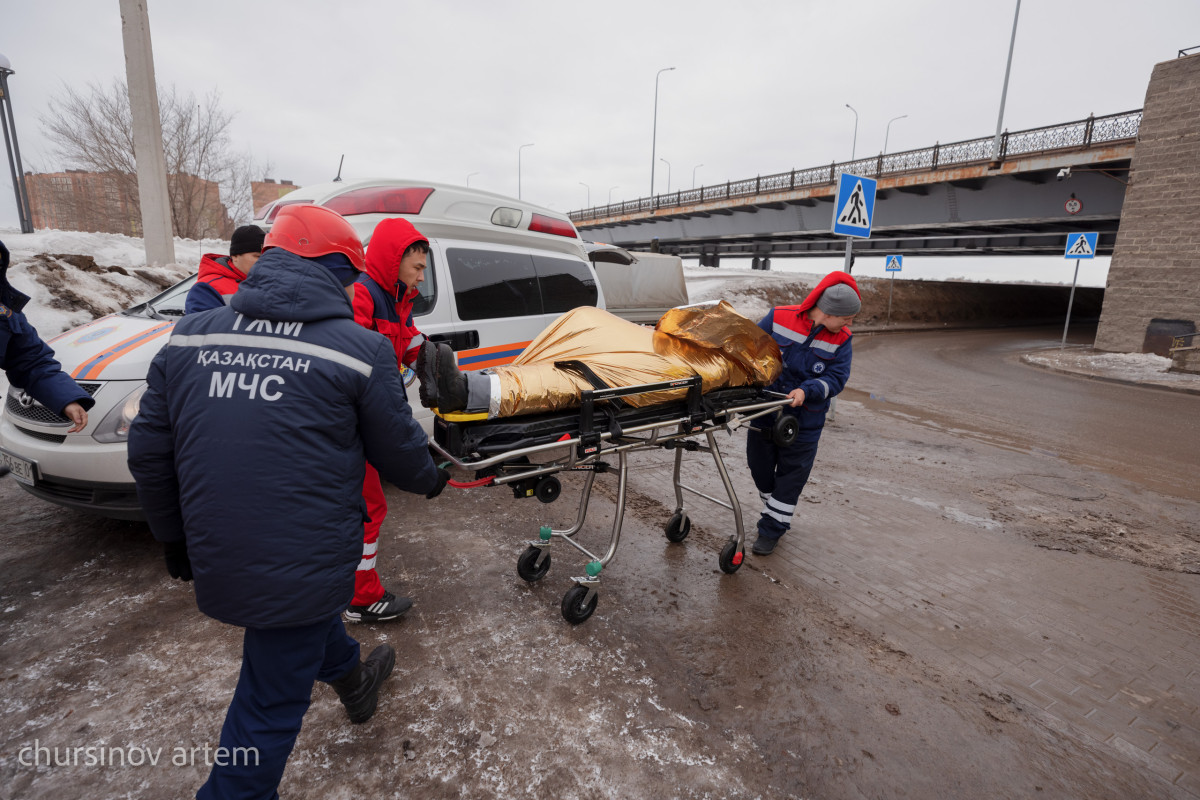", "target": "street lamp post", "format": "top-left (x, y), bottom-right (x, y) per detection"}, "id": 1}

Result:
top-left (0, 53), bottom-right (34, 233)
top-left (608, 185), bottom-right (619, 206)
top-left (692, 163), bottom-right (703, 189)
top-left (518, 143), bottom-right (534, 199)
top-left (845, 103), bottom-right (859, 162)
top-left (578, 181), bottom-right (590, 208)
top-left (650, 66), bottom-right (676, 196)
top-left (883, 114), bottom-right (908, 154)
top-left (466, 171), bottom-right (479, 187)
top-left (843, 103), bottom-right (859, 275)
top-left (993, 0), bottom-right (1022, 160)
top-left (659, 159), bottom-right (671, 194)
